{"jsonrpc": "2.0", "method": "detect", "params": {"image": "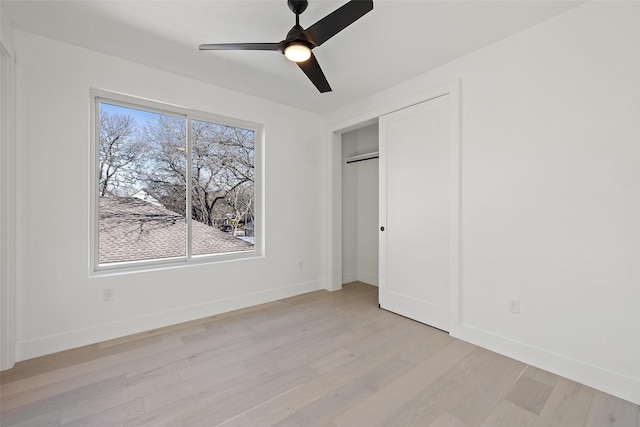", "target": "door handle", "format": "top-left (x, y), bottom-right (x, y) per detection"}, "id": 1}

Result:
top-left (380, 226), bottom-right (385, 231)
